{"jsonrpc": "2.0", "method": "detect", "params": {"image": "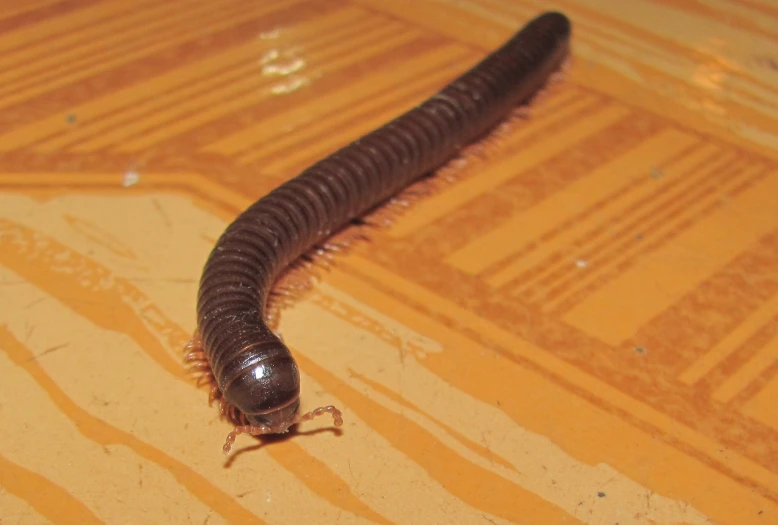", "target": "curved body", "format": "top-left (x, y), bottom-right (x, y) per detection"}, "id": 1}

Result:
top-left (196, 11), bottom-right (572, 439)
